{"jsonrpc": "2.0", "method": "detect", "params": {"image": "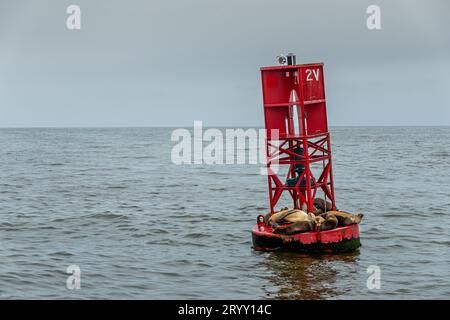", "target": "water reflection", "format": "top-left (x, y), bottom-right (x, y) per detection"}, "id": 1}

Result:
top-left (263, 251), bottom-right (360, 299)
